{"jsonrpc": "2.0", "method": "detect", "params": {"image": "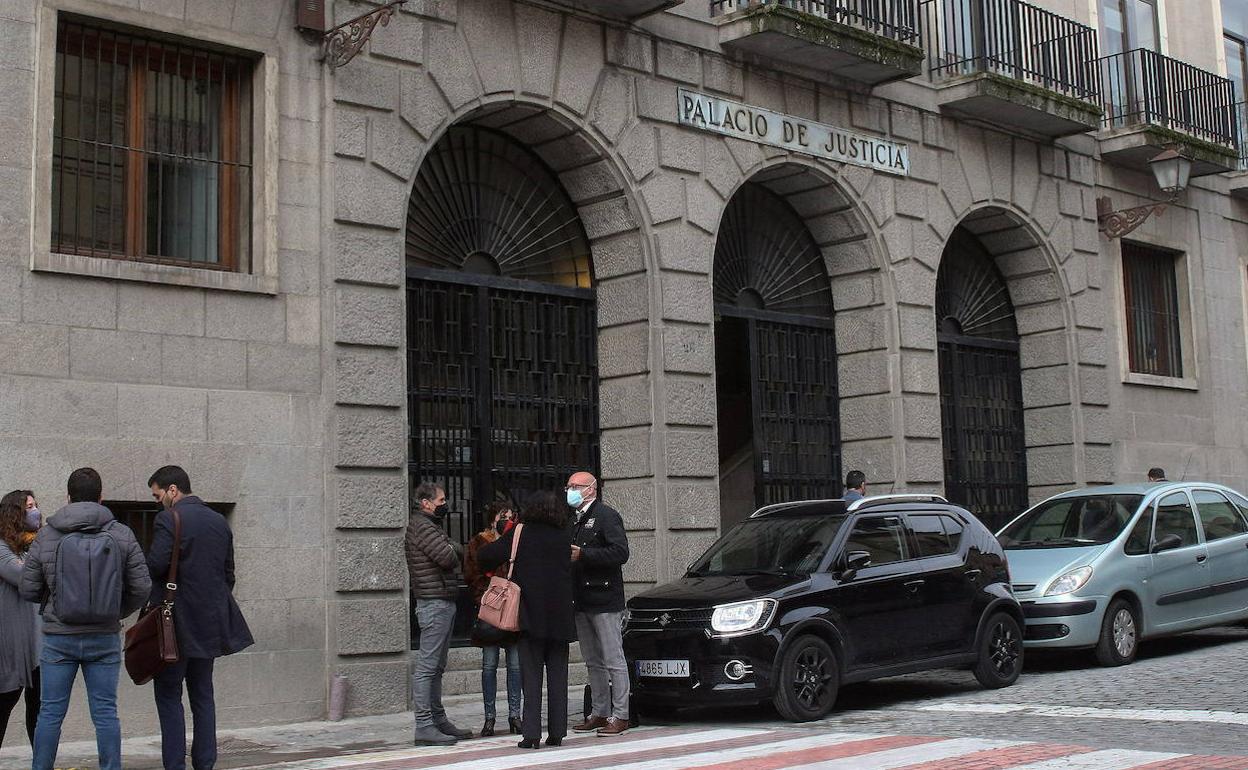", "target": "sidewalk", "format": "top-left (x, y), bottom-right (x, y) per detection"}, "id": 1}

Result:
top-left (0, 686), bottom-right (578, 770)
